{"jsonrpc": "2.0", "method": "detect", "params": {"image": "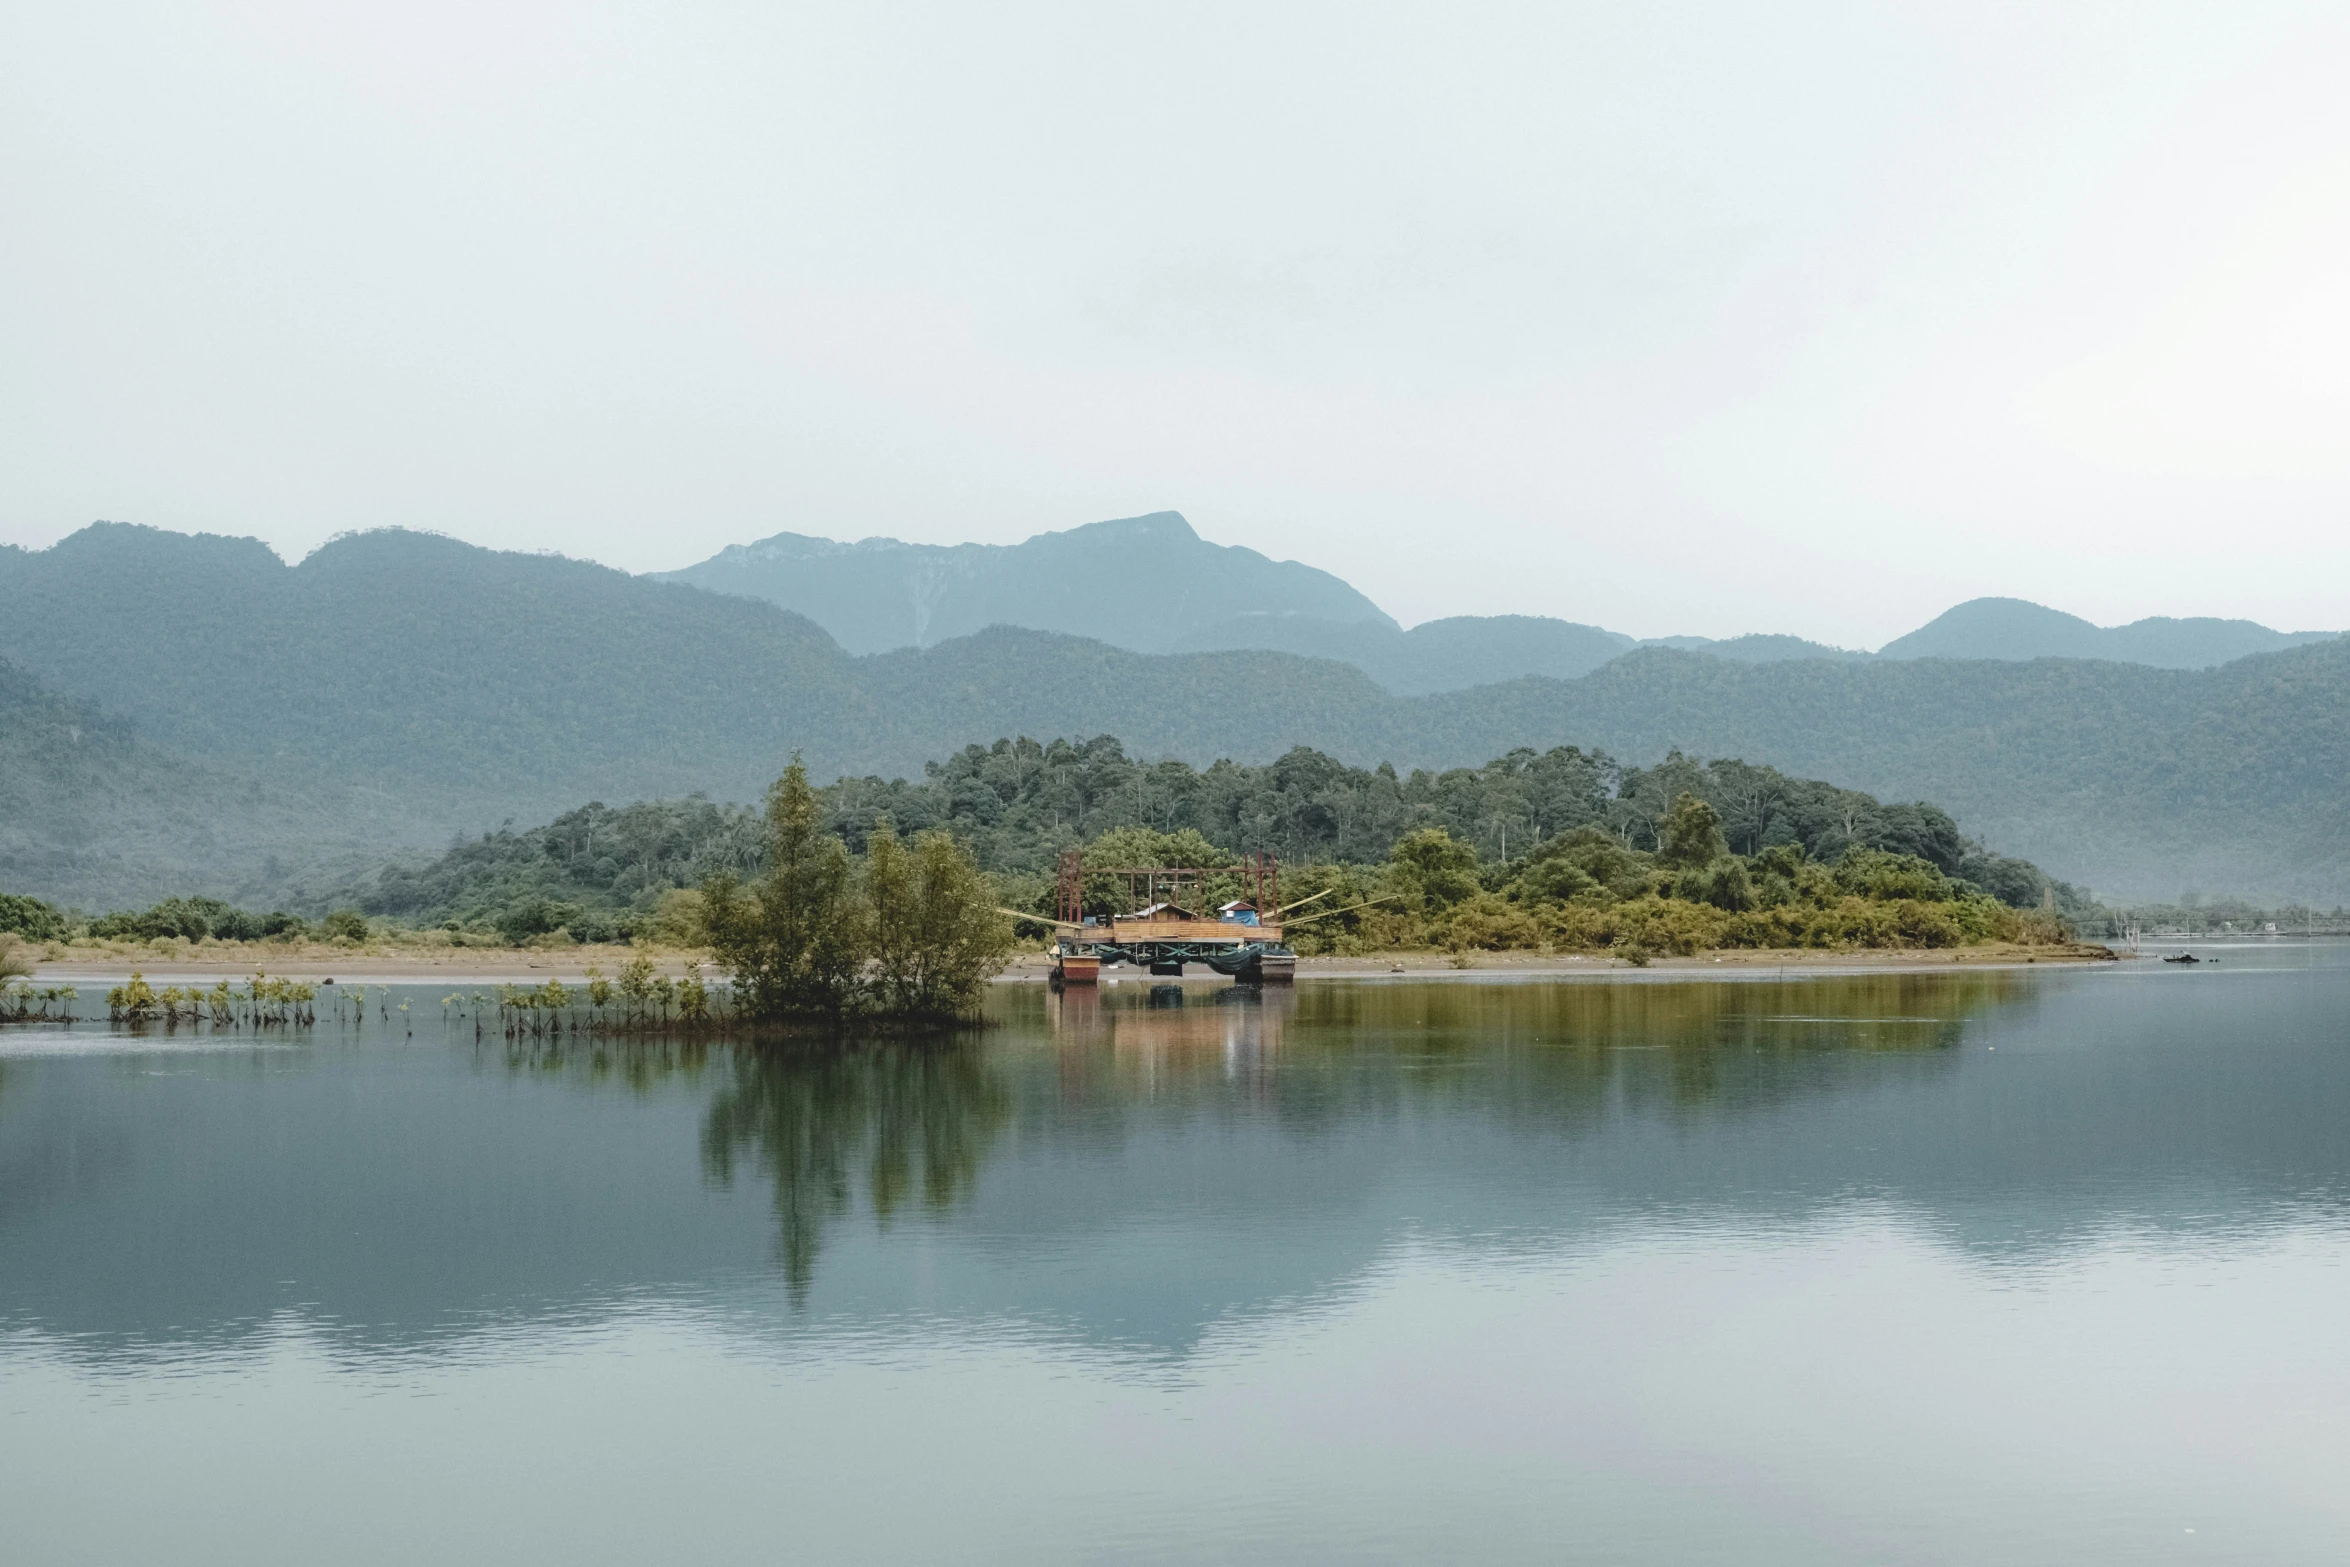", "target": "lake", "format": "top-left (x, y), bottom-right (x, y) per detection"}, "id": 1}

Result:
top-left (4, 950), bottom-right (2347, 1563)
